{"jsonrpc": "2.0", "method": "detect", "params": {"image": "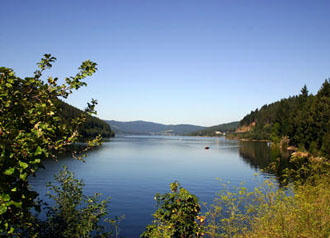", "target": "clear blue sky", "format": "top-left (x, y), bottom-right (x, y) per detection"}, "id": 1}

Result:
top-left (1, 0), bottom-right (329, 126)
